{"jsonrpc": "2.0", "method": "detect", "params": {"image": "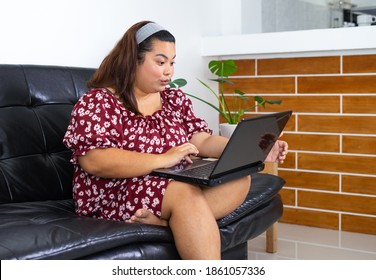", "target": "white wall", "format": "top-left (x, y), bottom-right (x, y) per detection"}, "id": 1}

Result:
top-left (0, 0), bottom-right (227, 133)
